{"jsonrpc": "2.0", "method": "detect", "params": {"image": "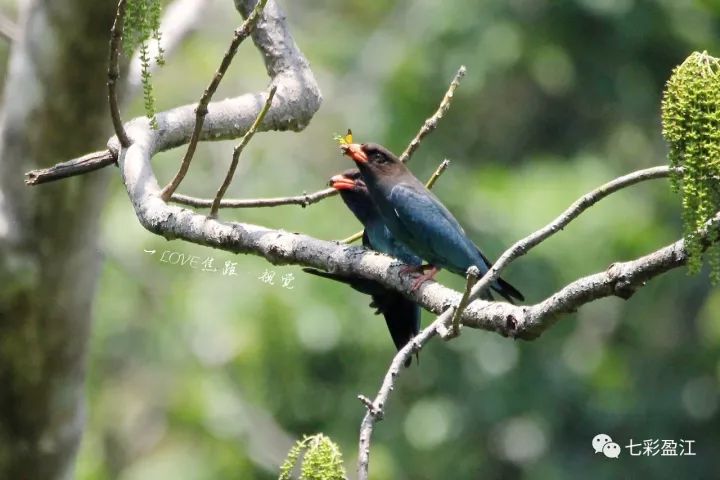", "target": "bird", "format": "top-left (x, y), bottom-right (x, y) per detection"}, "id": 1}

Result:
top-left (327, 170), bottom-right (422, 266)
top-left (303, 170), bottom-right (422, 366)
top-left (341, 143), bottom-right (524, 303)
